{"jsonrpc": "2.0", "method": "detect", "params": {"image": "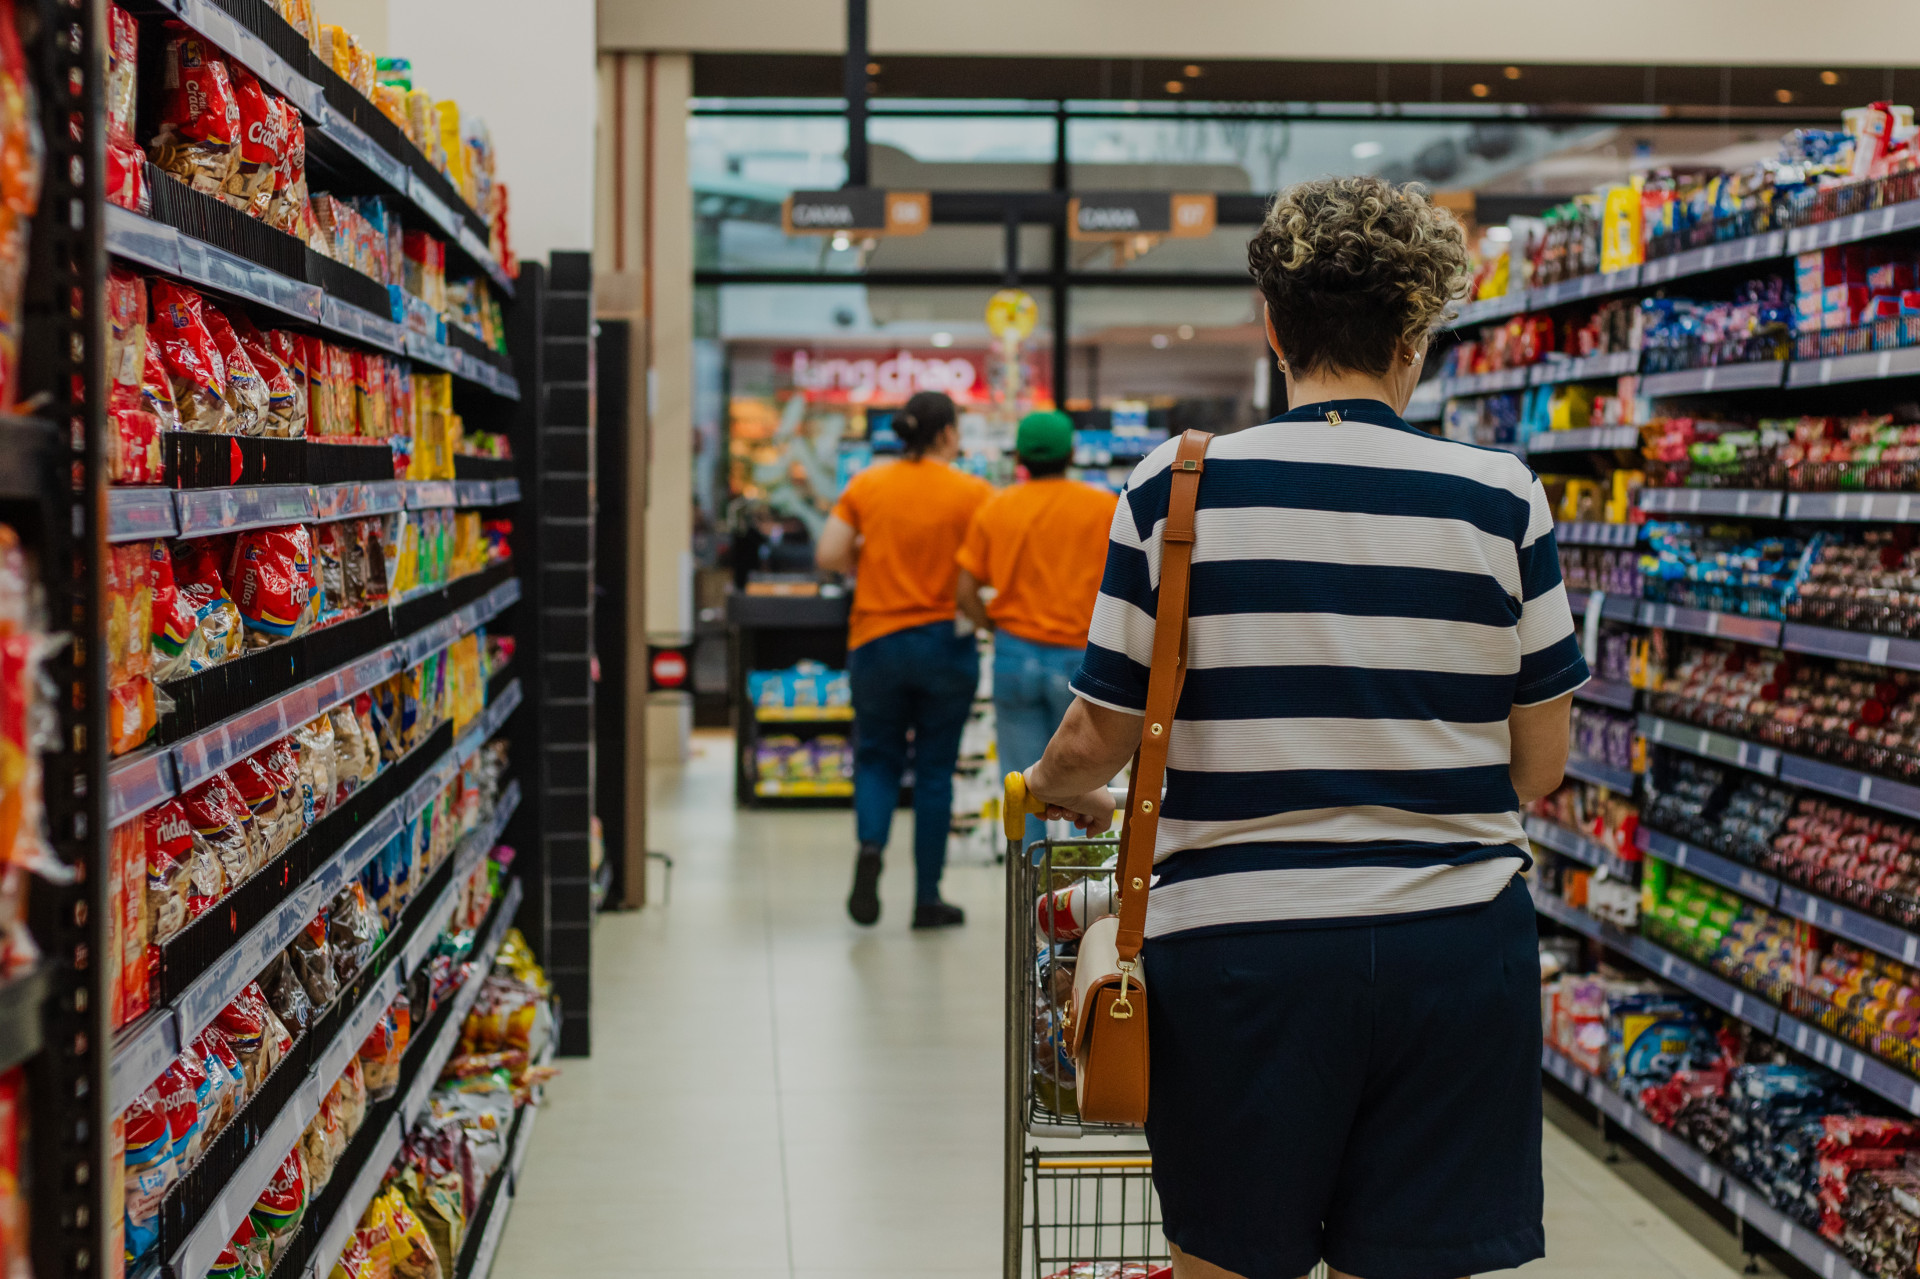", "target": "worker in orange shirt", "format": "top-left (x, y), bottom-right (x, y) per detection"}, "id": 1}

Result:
top-left (956, 410), bottom-right (1119, 849)
top-left (817, 391), bottom-right (993, 930)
